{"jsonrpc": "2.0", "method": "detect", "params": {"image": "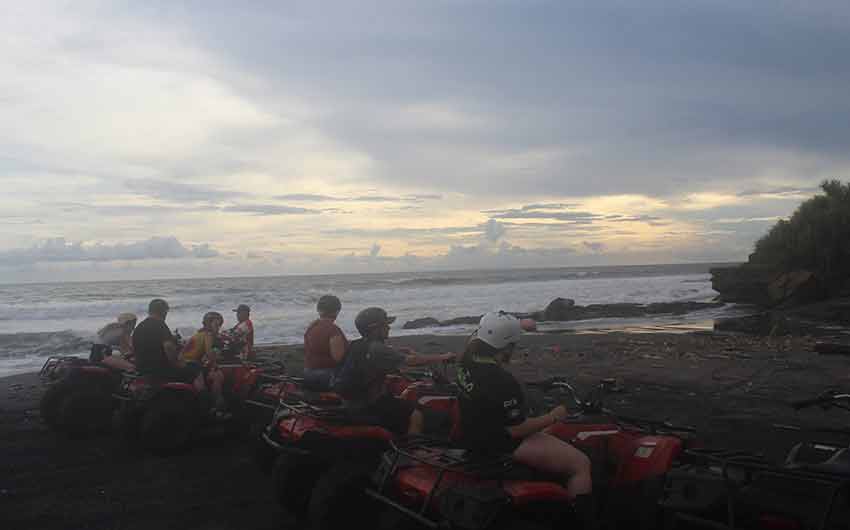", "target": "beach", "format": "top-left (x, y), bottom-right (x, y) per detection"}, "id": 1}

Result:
top-left (2, 330), bottom-right (847, 530)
